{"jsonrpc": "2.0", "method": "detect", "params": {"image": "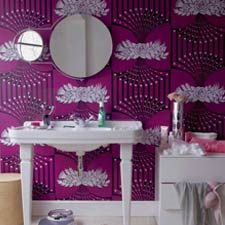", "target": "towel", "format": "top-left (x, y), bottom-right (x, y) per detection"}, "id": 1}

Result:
top-left (204, 182), bottom-right (224, 225)
top-left (190, 137), bottom-right (225, 153)
top-left (175, 182), bottom-right (217, 225)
